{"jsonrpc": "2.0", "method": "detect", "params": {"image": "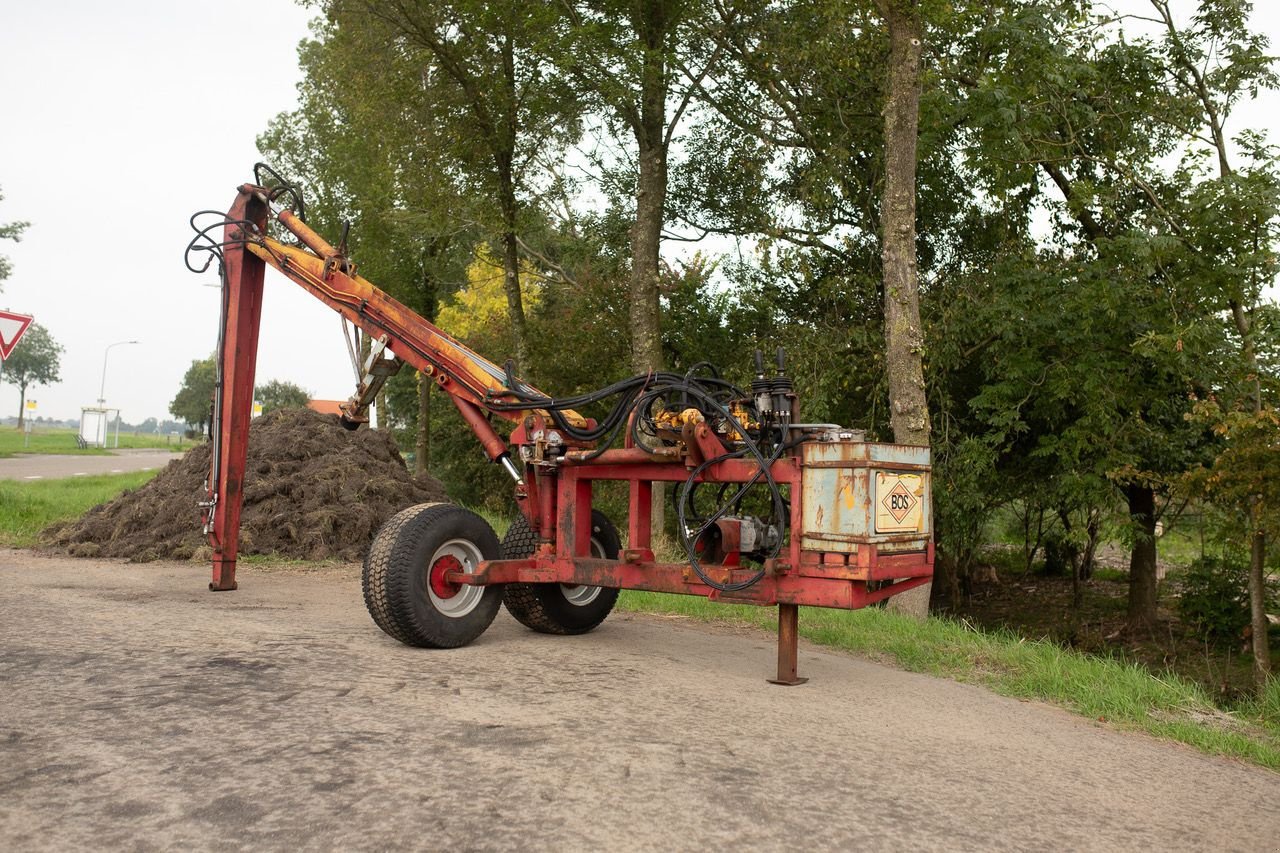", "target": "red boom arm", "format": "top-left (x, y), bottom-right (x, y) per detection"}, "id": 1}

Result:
top-left (205, 183), bottom-right (571, 588)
